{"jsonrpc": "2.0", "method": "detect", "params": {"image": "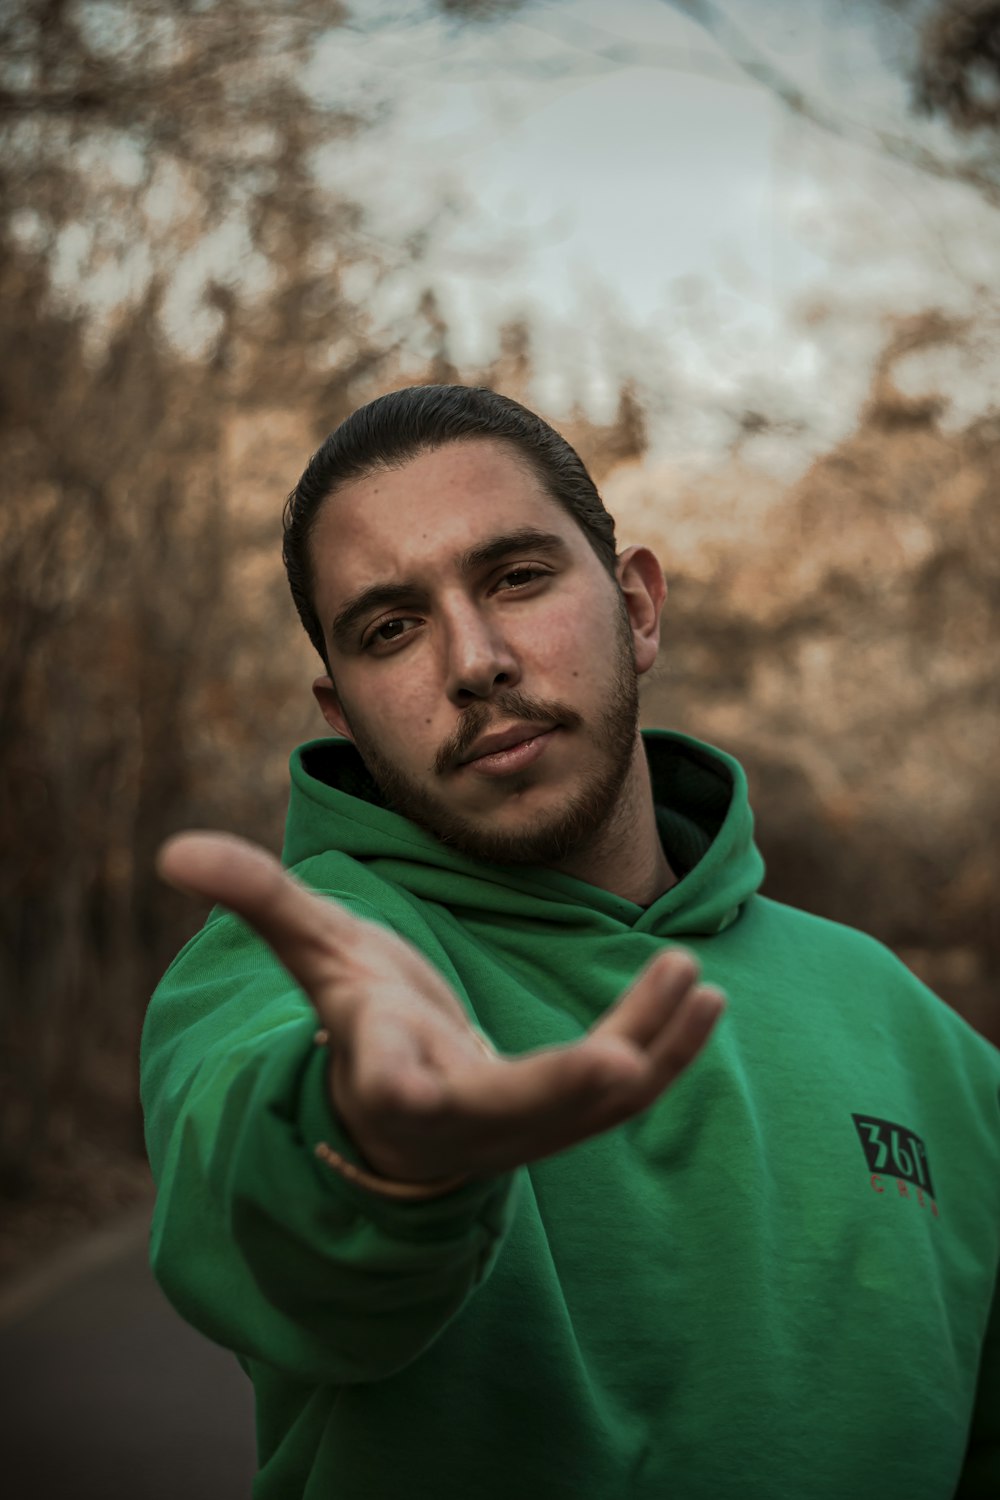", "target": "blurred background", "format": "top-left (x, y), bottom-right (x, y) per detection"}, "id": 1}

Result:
top-left (1, 0), bottom-right (998, 1487)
